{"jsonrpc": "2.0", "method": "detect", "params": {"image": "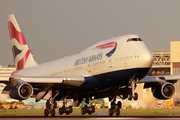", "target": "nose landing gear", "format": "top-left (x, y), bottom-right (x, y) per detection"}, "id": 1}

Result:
top-left (128, 77), bottom-right (138, 101)
top-left (128, 92), bottom-right (138, 101)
